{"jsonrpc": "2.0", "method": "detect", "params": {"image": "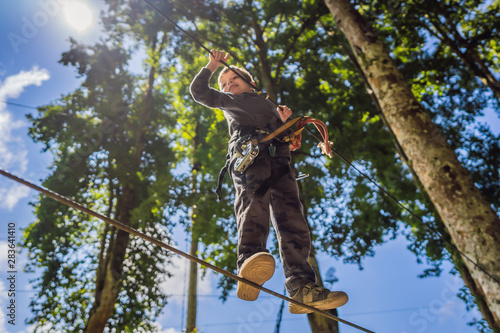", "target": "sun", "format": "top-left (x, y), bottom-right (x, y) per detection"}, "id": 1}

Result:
top-left (63, 1), bottom-right (93, 32)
